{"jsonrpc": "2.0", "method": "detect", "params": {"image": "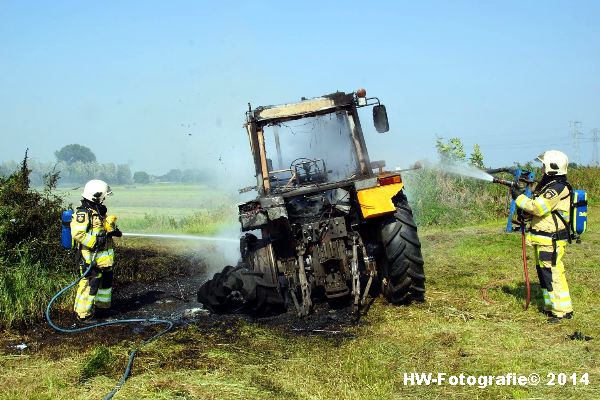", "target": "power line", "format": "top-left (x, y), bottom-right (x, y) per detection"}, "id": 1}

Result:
top-left (569, 121), bottom-right (583, 165)
top-left (592, 128), bottom-right (599, 167)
